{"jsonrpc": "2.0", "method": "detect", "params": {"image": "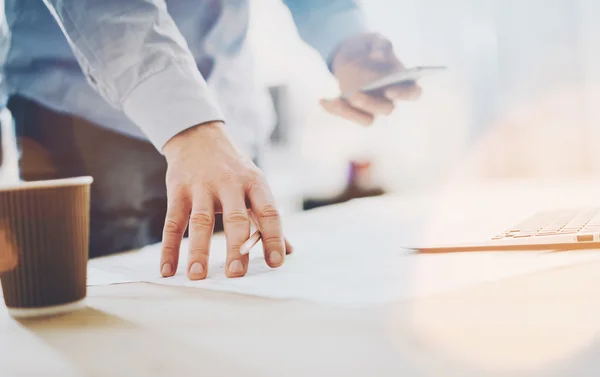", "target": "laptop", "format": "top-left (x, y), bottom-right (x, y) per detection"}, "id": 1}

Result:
top-left (411, 207), bottom-right (600, 253)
